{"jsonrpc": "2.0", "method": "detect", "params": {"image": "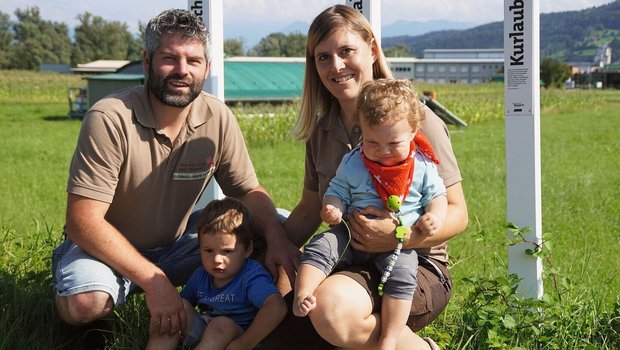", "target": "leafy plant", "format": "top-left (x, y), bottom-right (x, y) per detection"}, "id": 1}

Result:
top-left (425, 223), bottom-right (620, 350)
top-left (1, 72), bottom-right (619, 349)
